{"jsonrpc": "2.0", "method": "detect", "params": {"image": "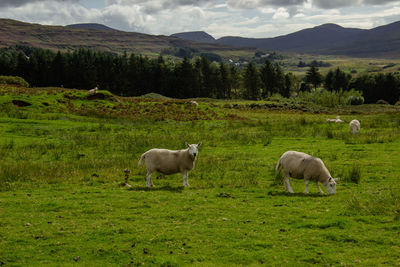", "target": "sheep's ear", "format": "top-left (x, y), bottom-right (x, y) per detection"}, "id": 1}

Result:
top-left (197, 142), bottom-right (202, 147)
top-left (185, 142), bottom-right (189, 147)
top-left (333, 178), bottom-right (340, 182)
